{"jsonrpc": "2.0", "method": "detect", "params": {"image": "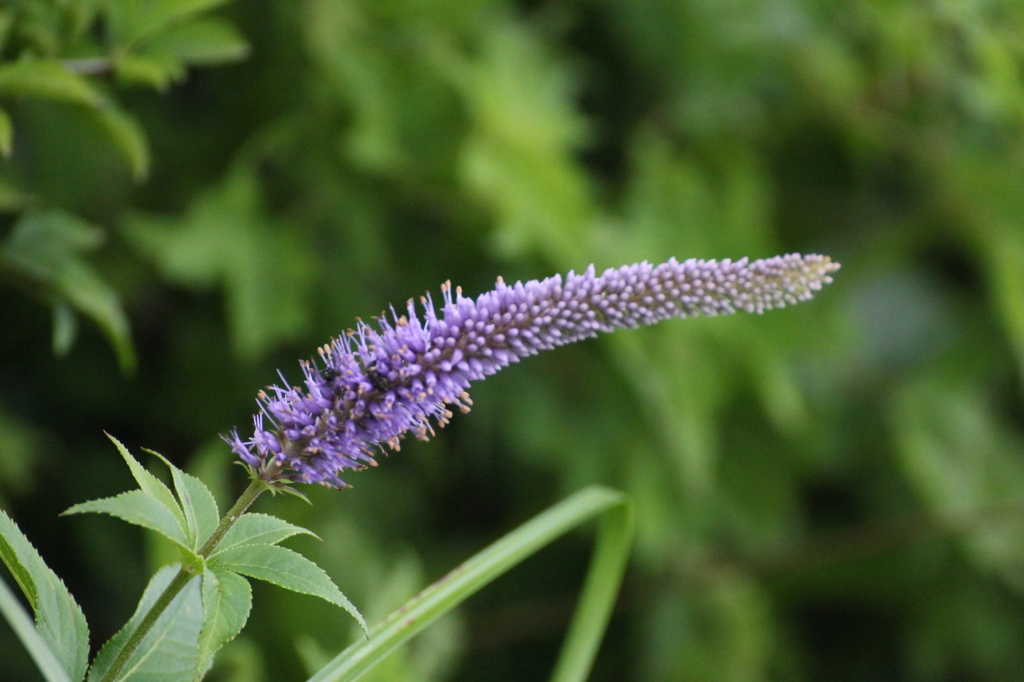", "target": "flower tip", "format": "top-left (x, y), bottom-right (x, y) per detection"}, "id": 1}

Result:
top-left (231, 251), bottom-right (840, 488)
